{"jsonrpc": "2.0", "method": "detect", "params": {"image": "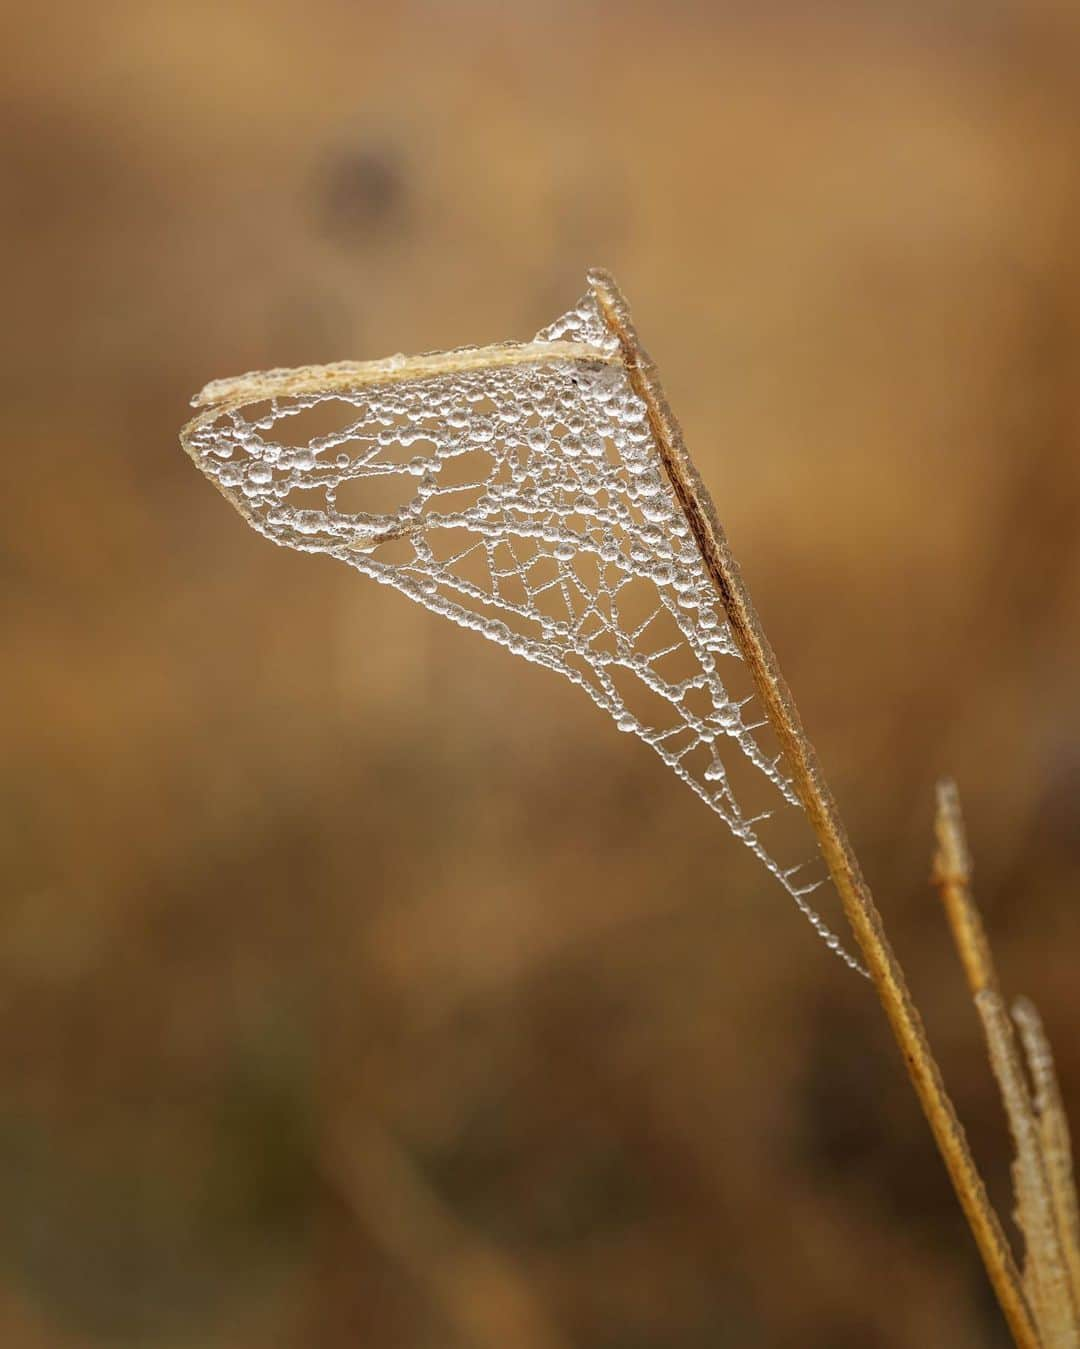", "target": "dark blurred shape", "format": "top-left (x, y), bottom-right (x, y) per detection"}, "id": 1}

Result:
top-left (318, 143), bottom-right (408, 244)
